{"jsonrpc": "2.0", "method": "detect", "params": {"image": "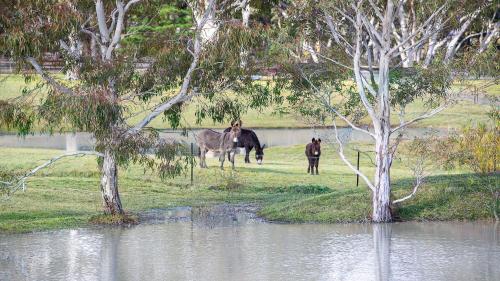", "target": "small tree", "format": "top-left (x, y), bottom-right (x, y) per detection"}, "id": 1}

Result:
top-left (0, 0), bottom-right (270, 216)
top-left (271, 0), bottom-right (498, 222)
